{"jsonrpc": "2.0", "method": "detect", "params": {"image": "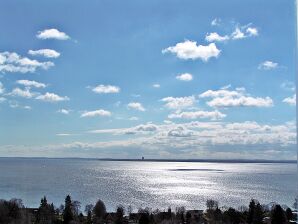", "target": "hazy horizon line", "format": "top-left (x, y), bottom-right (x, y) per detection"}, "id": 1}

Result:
top-left (0, 156), bottom-right (296, 164)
